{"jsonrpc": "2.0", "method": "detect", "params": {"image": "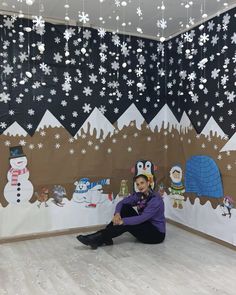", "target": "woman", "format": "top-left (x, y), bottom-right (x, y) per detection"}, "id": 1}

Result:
top-left (76, 174), bottom-right (166, 249)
